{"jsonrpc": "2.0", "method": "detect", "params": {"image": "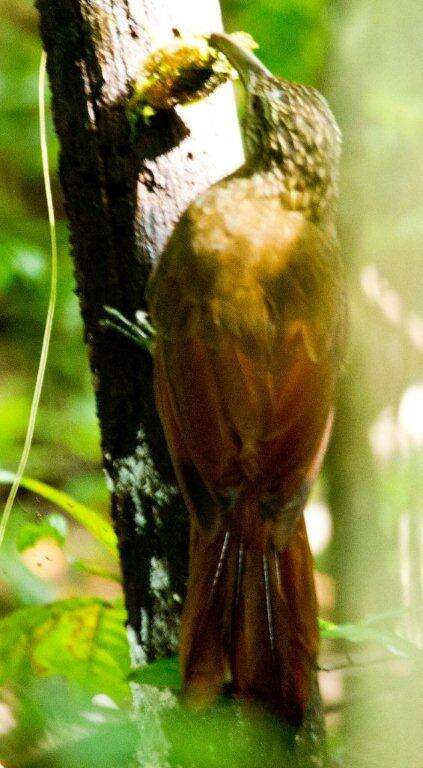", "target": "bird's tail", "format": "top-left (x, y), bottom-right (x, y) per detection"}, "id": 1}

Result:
top-left (180, 500), bottom-right (318, 725)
